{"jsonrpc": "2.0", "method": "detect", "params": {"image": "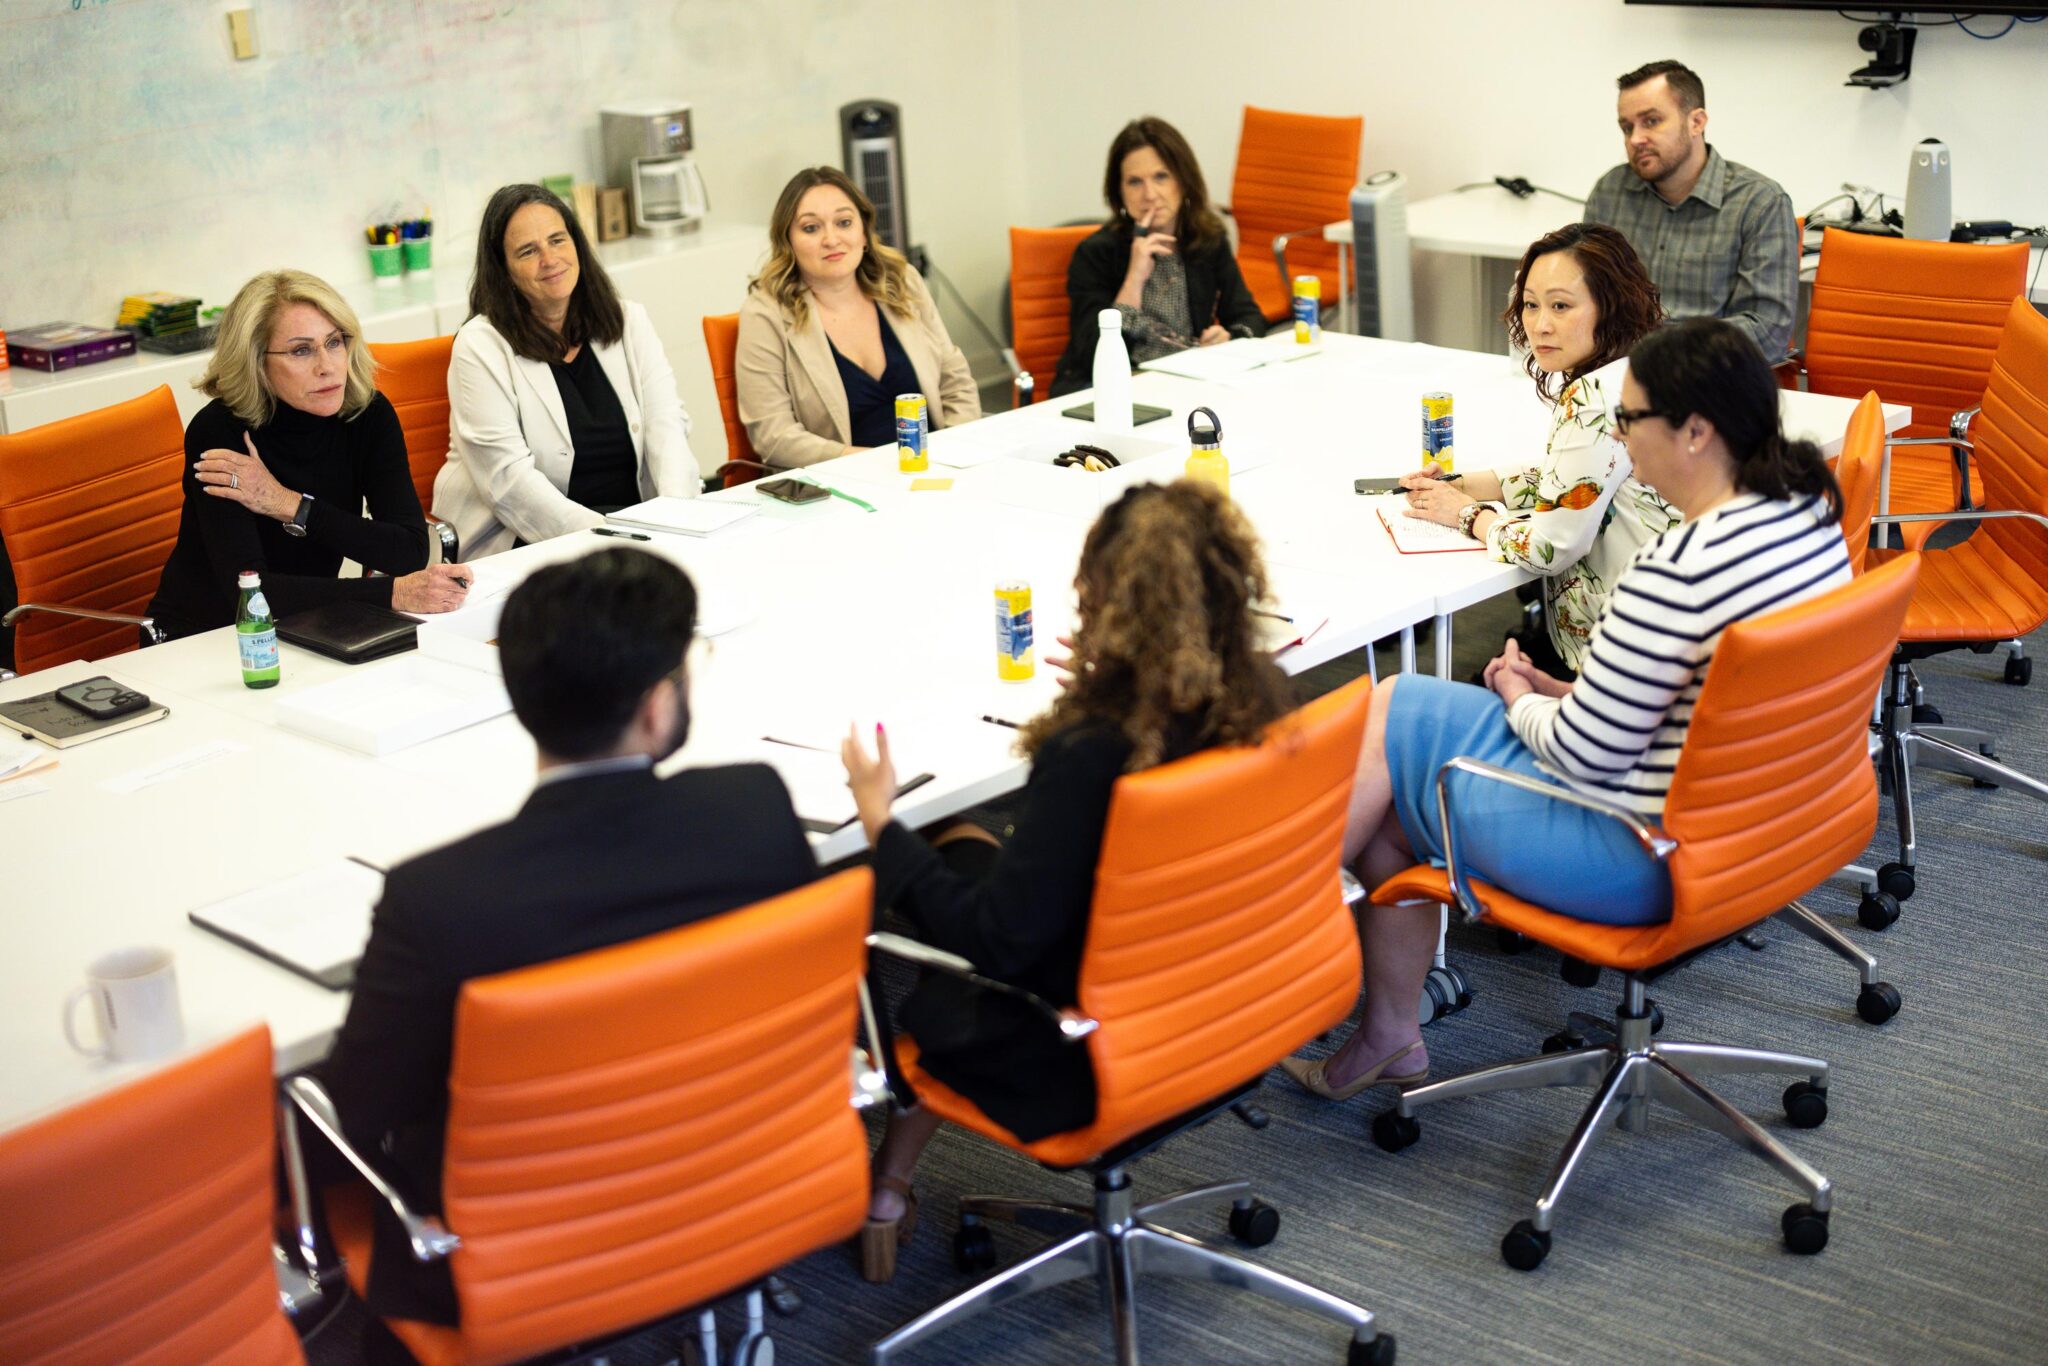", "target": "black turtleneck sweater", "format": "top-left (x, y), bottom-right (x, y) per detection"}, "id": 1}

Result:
top-left (148, 394), bottom-right (430, 639)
